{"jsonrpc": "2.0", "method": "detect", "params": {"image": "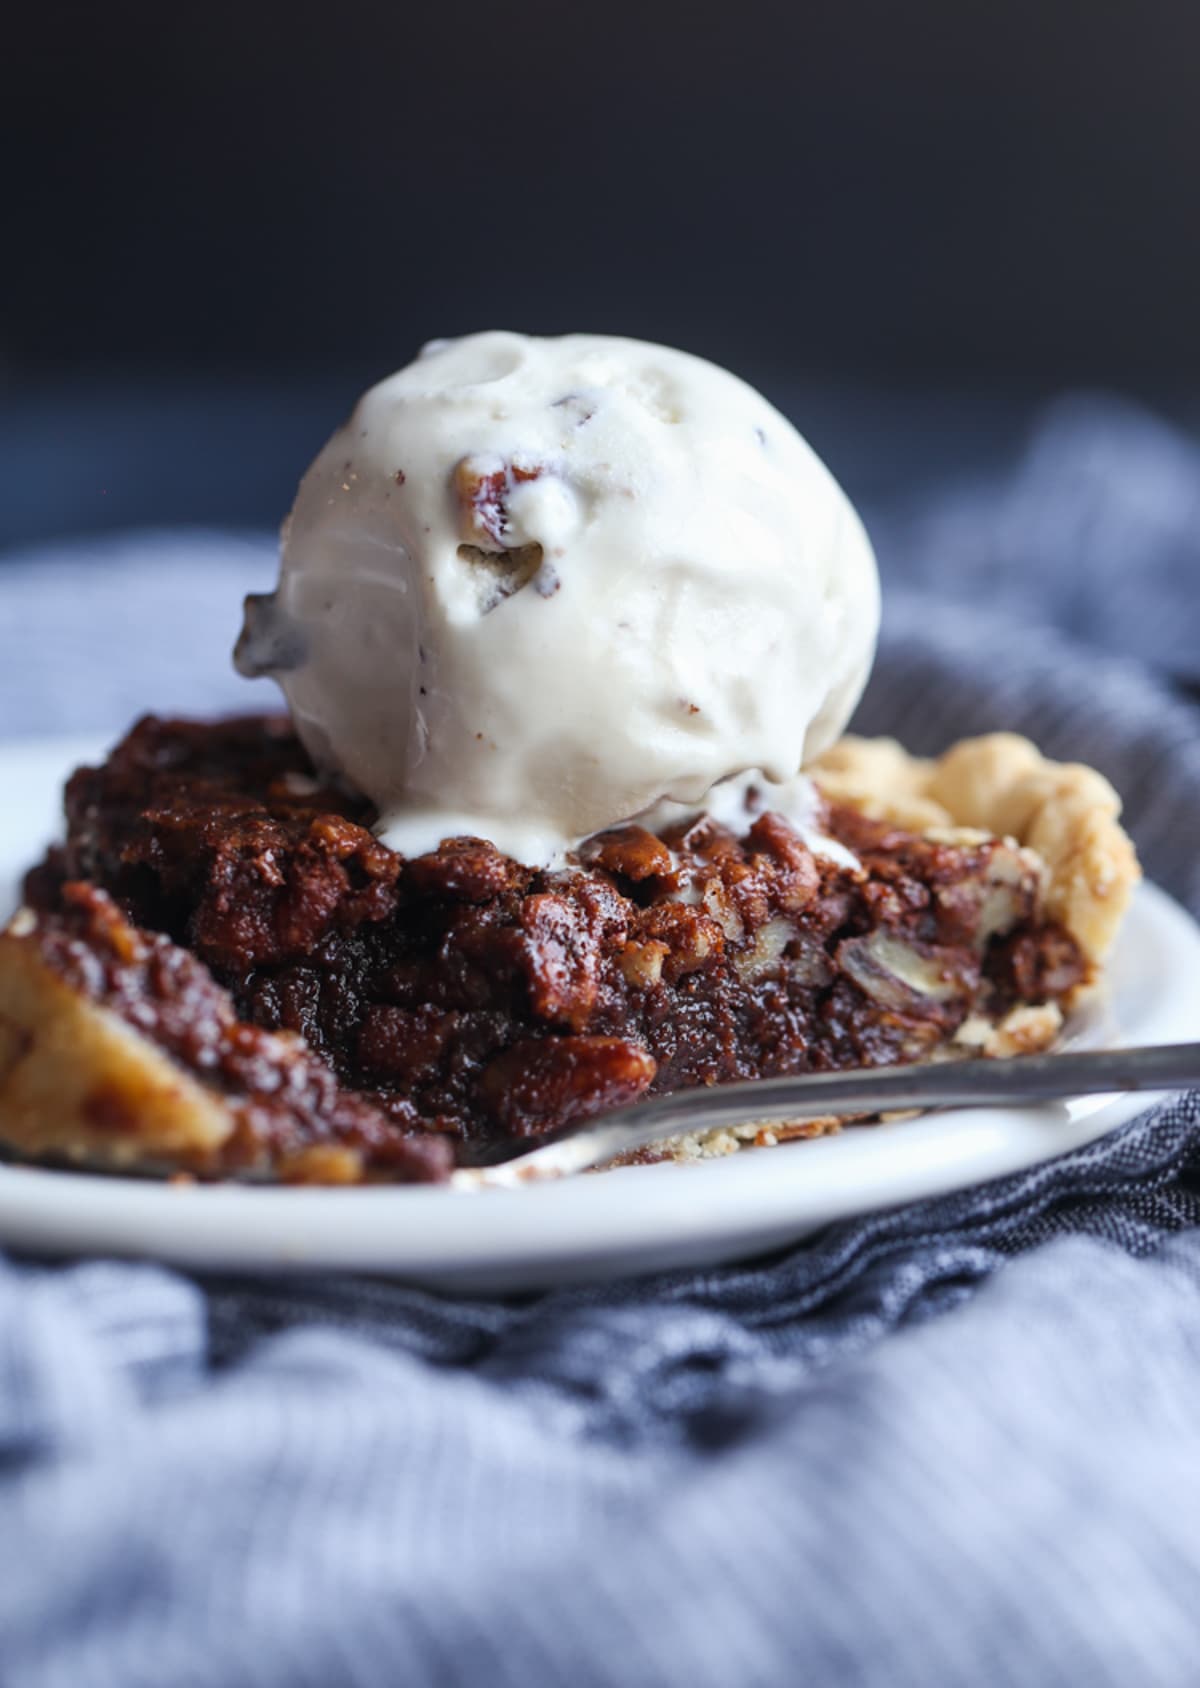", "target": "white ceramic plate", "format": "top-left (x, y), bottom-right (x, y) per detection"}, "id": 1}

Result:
top-left (2, 734), bottom-right (1198, 1290)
